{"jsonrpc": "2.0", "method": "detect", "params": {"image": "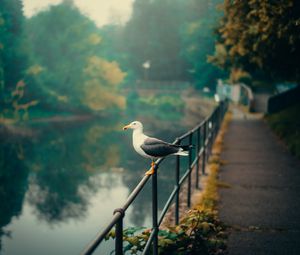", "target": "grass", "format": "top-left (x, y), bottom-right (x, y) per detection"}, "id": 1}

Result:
top-left (266, 102), bottom-right (300, 158)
